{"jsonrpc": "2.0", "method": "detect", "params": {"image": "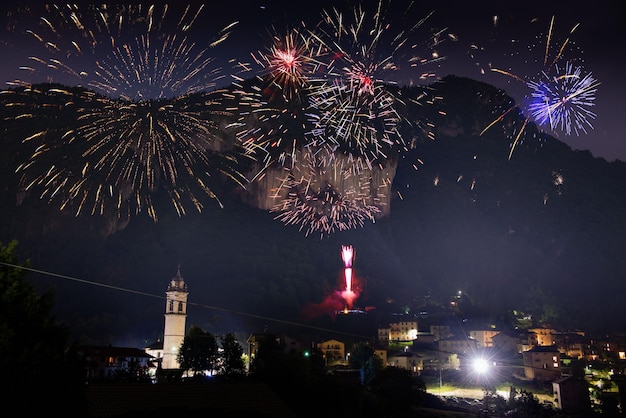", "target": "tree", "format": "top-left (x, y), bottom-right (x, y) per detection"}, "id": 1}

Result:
top-left (368, 366), bottom-right (426, 416)
top-left (482, 385), bottom-right (508, 416)
top-left (219, 332), bottom-right (245, 379)
top-left (0, 240), bottom-right (85, 414)
top-left (507, 388), bottom-right (555, 418)
top-left (348, 341), bottom-right (383, 386)
top-left (177, 325), bottom-right (218, 377)
top-left (248, 333), bottom-right (310, 383)
top-left (249, 333), bottom-right (278, 380)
